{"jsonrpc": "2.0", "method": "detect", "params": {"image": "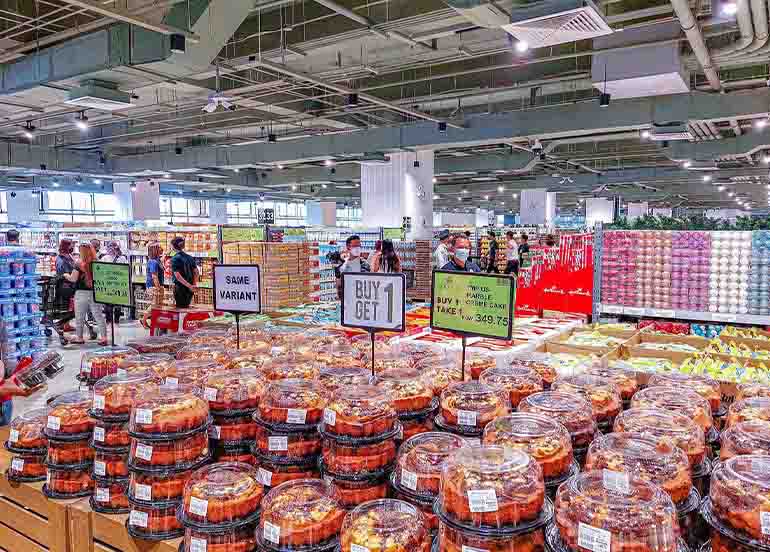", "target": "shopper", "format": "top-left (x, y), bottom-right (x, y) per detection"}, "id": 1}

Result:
top-left (545, 234), bottom-right (556, 247)
top-left (486, 230), bottom-right (499, 273)
top-left (171, 237), bottom-right (198, 309)
top-left (371, 239), bottom-right (401, 273)
top-left (339, 235), bottom-right (370, 273)
top-left (101, 241), bottom-right (128, 264)
top-left (142, 242), bottom-right (165, 329)
top-left (54, 239), bottom-right (77, 335)
top-left (5, 229), bottom-right (19, 245)
top-left (91, 239), bottom-right (102, 259)
top-left (442, 235), bottom-right (481, 272)
top-left (433, 229), bottom-right (451, 269)
top-left (504, 231), bottom-right (519, 275)
top-left (519, 233), bottom-right (530, 266)
top-left (63, 244), bottom-right (108, 345)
